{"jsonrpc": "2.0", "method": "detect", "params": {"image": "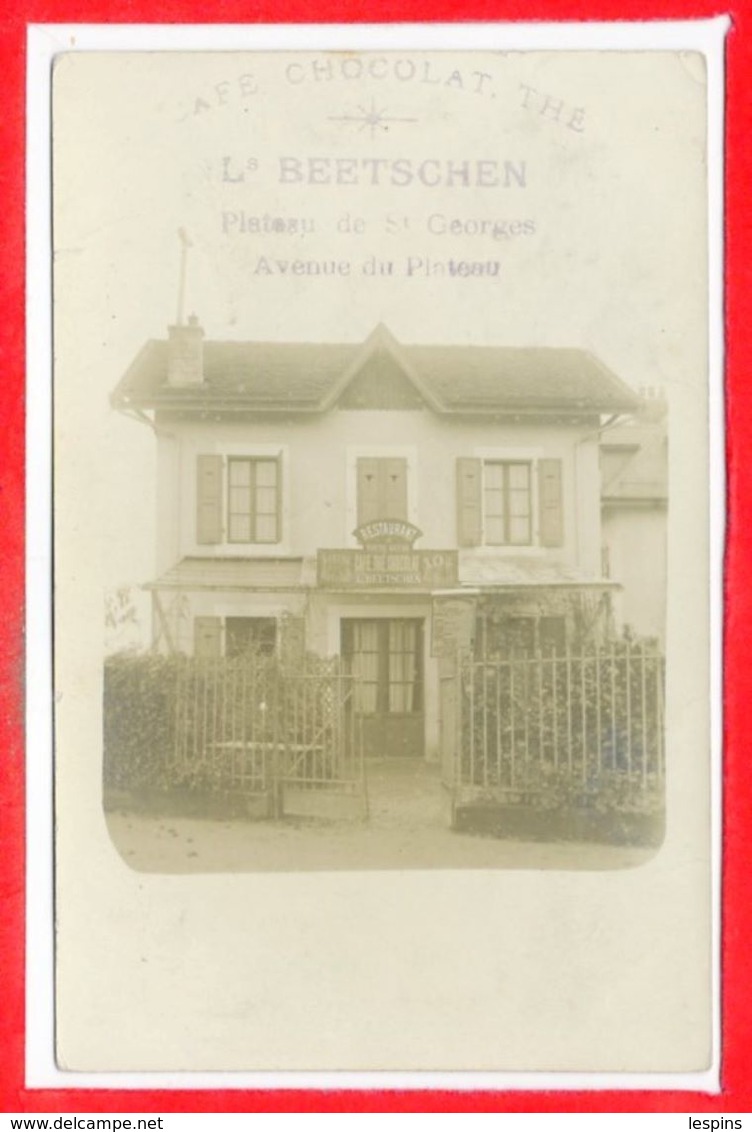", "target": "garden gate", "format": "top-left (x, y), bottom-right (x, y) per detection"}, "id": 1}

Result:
top-left (171, 654), bottom-right (367, 820)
